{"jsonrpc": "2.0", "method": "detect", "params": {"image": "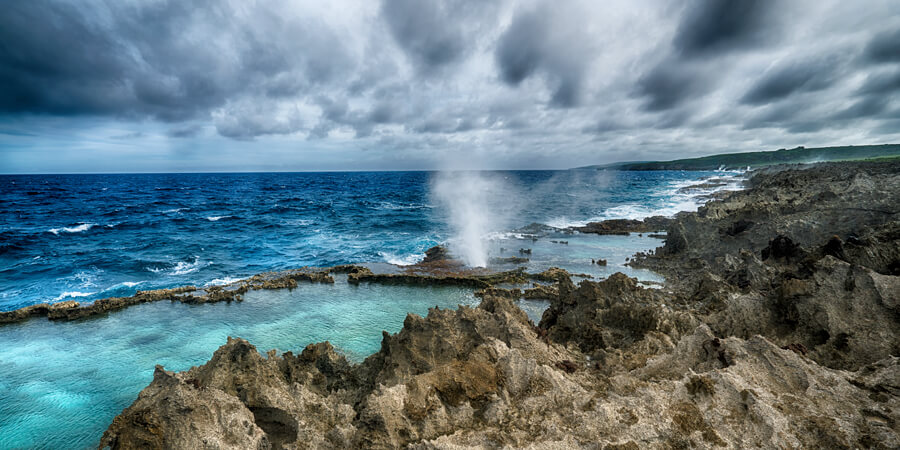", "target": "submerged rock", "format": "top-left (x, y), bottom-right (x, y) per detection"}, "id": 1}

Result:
top-left (489, 256), bottom-right (529, 264)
